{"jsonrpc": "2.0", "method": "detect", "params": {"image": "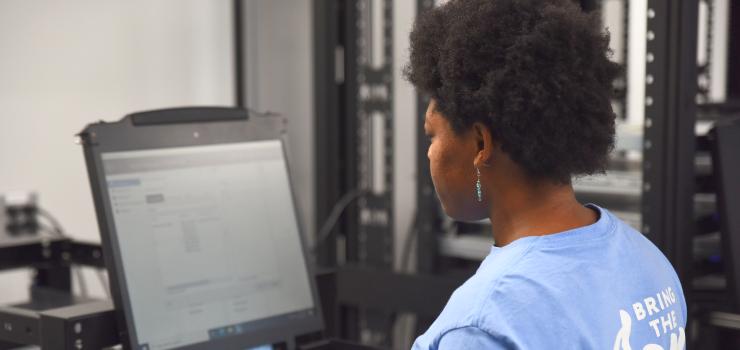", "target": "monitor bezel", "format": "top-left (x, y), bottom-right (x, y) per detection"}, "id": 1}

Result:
top-left (81, 114), bottom-right (323, 350)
